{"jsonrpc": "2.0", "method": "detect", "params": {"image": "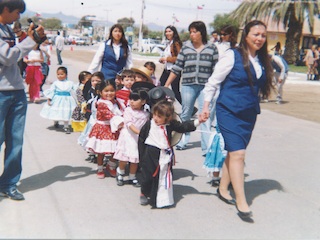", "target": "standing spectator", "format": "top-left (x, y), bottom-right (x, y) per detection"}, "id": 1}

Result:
top-left (270, 54), bottom-right (289, 104)
top-left (88, 24), bottom-right (133, 83)
top-left (202, 20), bottom-right (274, 219)
top-left (12, 21), bottom-right (27, 77)
top-left (0, 0), bottom-right (46, 201)
top-left (39, 38), bottom-right (51, 94)
top-left (211, 30), bottom-right (220, 43)
top-left (164, 21), bottom-right (219, 155)
top-left (55, 31), bottom-right (64, 65)
top-left (24, 45), bottom-right (44, 103)
top-left (270, 41), bottom-right (282, 55)
top-left (304, 44), bottom-right (319, 81)
top-left (159, 25), bottom-right (183, 103)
